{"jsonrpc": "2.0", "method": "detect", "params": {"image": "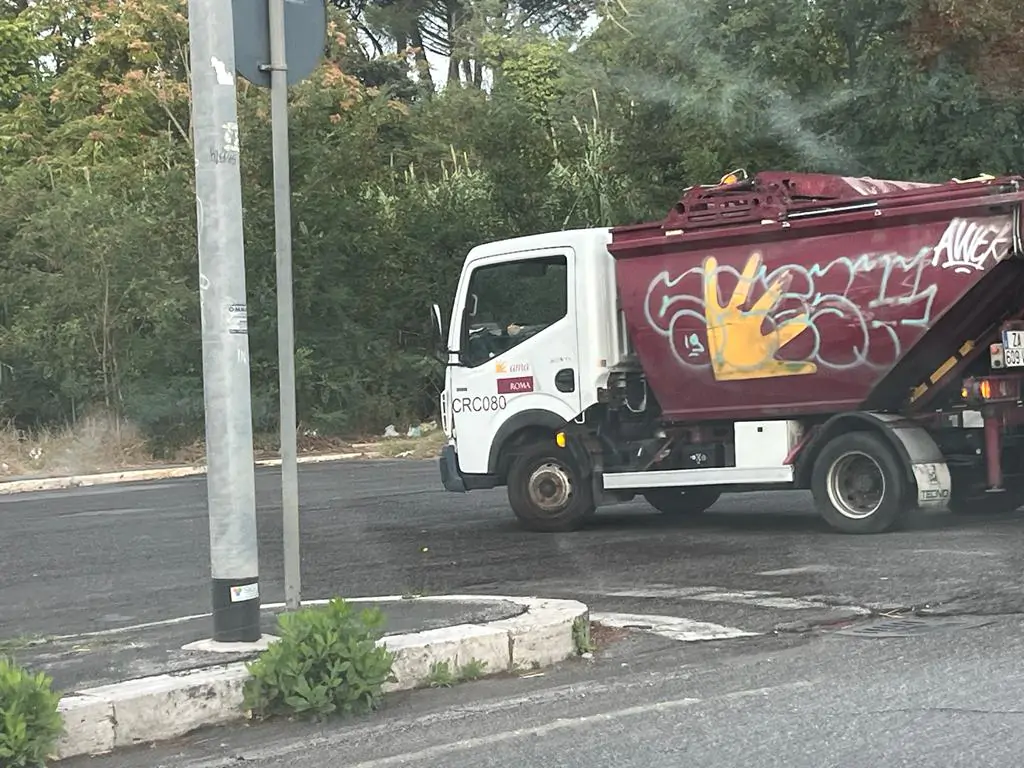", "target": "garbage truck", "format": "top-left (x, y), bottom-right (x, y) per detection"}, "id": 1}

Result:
top-left (431, 170), bottom-right (1024, 534)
